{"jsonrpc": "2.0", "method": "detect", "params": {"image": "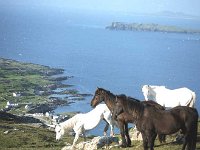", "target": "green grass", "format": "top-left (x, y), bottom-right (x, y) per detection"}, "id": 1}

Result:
top-left (0, 58), bottom-right (63, 109)
top-left (0, 119), bottom-right (199, 150)
top-left (0, 120), bottom-right (65, 150)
